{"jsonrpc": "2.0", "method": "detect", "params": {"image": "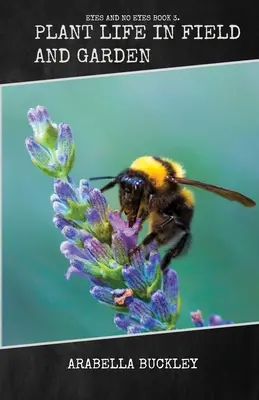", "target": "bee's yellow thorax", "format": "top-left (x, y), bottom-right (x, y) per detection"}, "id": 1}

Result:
top-left (130, 156), bottom-right (166, 188)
